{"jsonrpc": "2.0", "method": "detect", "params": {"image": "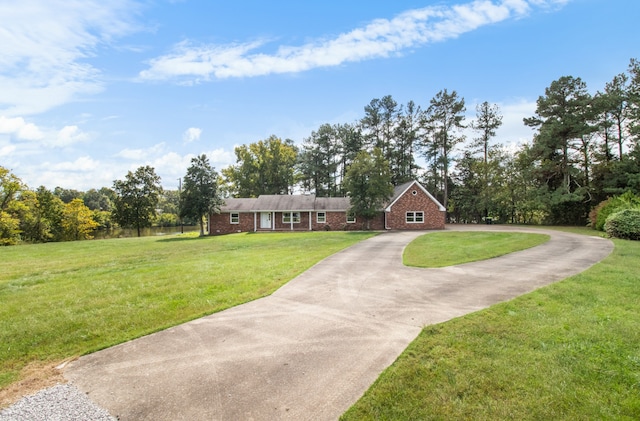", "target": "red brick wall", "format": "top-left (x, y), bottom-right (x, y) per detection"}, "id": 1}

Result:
top-left (209, 210), bottom-right (387, 234)
top-left (386, 185), bottom-right (445, 230)
top-left (315, 211), bottom-right (384, 231)
top-left (210, 212), bottom-right (254, 234)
